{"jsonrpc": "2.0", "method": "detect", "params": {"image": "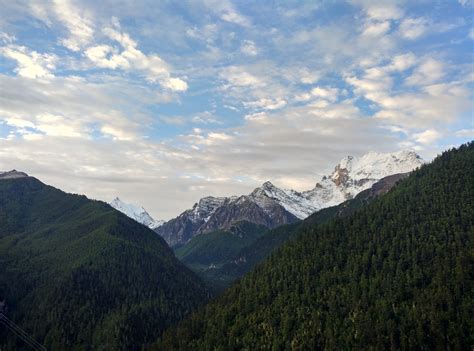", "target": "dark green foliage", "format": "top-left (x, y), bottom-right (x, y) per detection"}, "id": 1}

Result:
top-left (0, 177), bottom-right (209, 350)
top-left (156, 142), bottom-right (474, 350)
top-left (175, 221), bottom-right (268, 291)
